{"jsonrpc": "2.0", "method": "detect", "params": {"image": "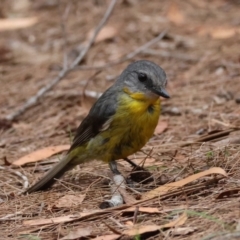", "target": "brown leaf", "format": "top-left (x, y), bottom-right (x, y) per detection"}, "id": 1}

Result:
top-left (123, 212), bottom-right (187, 236)
top-left (122, 207), bottom-right (161, 213)
top-left (216, 188), bottom-right (240, 199)
top-left (53, 194), bottom-right (85, 209)
top-left (125, 221), bottom-right (134, 226)
top-left (166, 2), bottom-right (185, 25)
top-left (211, 27), bottom-right (236, 39)
top-left (0, 17), bottom-right (38, 31)
top-left (23, 215), bottom-right (81, 226)
top-left (171, 227), bottom-right (197, 236)
top-left (23, 213), bottom-right (79, 226)
top-left (23, 210), bottom-right (100, 226)
top-left (60, 227), bottom-right (92, 240)
top-left (92, 235), bottom-right (120, 240)
top-left (154, 121), bottom-right (168, 135)
top-left (198, 25), bottom-right (240, 39)
top-left (142, 167), bottom-right (227, 200)
top-left (87, 26), bottom-right (117, 43)
top-left (12, 145), bottom-right (70, 166)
